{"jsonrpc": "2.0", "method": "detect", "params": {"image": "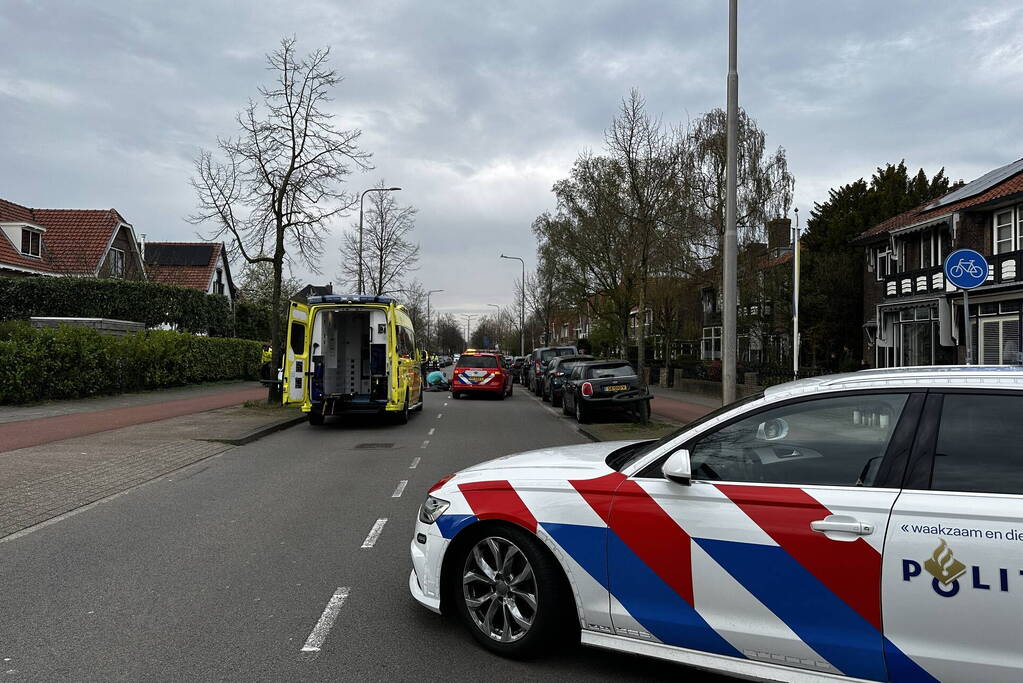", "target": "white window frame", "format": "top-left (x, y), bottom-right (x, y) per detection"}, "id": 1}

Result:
top-left (108, 247), bottom-right (125, 278)
top-left (20, 228), bottom-right (41, 257)
top-left (875, 247), bottom-right (891, 281)
top-left (701, 326), bottom-right (722, 361)
top-left (994, 208), bottom-right (1015, 255)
